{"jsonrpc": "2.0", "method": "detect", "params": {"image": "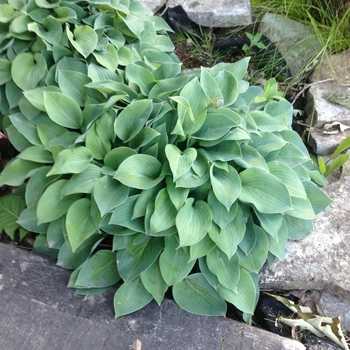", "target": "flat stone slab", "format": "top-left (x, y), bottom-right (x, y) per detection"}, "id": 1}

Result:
top-left (0, 243), bottom-right (304, 350)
